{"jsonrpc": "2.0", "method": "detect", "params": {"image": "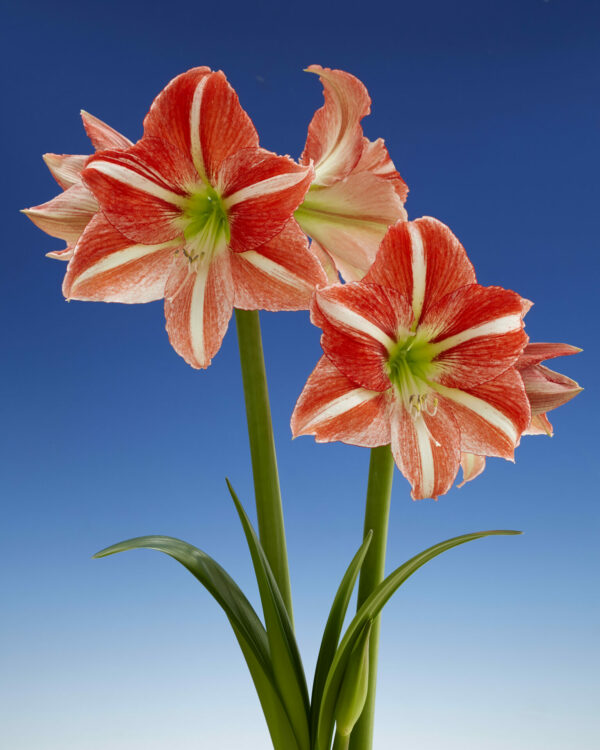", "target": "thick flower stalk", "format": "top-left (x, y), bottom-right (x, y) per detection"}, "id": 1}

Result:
top-left (292, 216), bottom-right (543, 500)
top-left (294, 66), bottom-right (408, 282)
top-left (53, 67), bottom-right (325, 368)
